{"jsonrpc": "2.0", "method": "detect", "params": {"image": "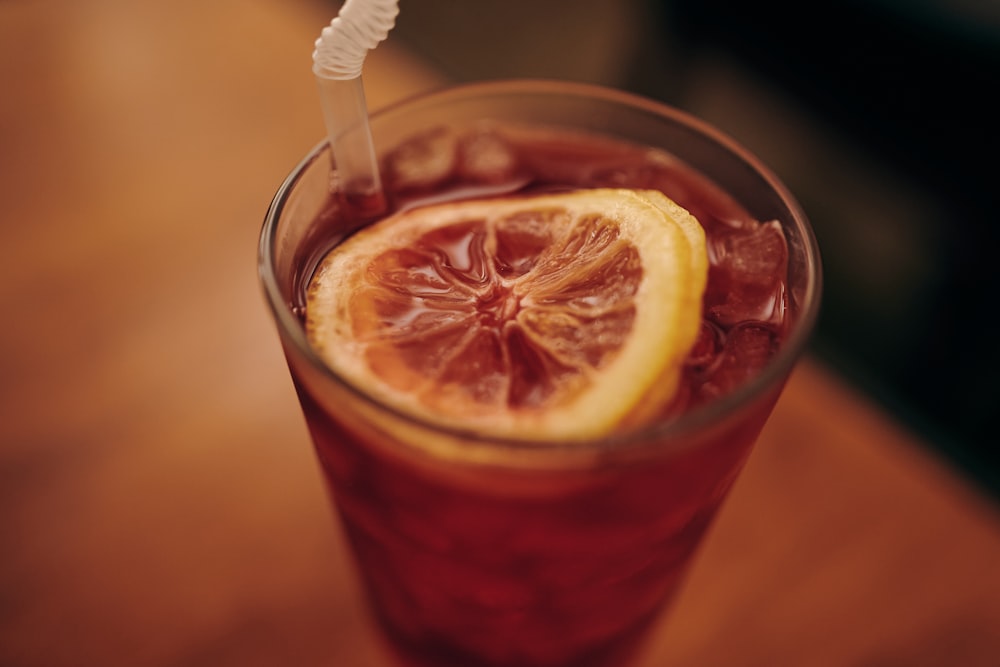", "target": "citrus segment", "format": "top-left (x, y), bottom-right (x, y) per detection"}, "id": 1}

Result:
top-left (305, 188), bottom-right (708, 440)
